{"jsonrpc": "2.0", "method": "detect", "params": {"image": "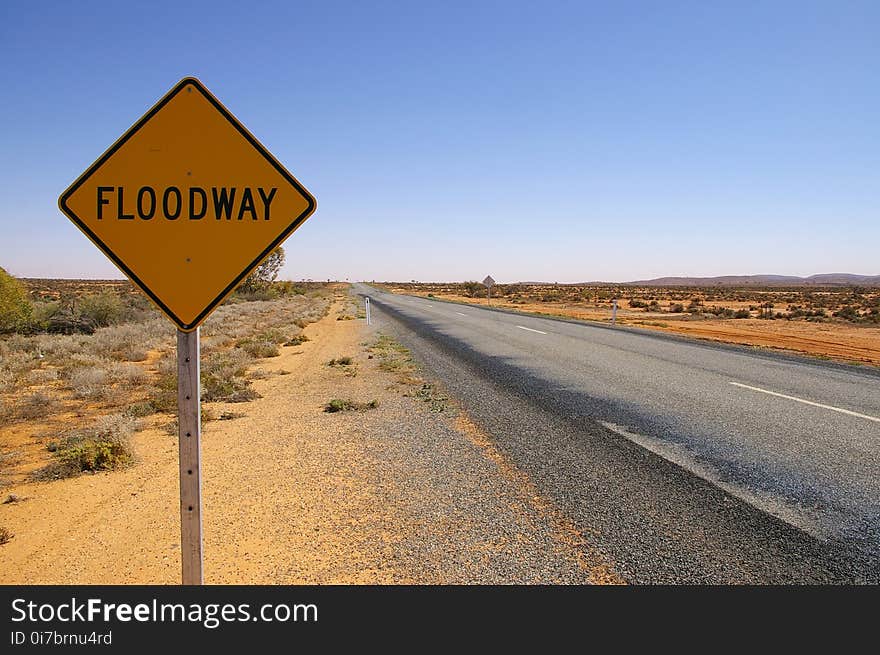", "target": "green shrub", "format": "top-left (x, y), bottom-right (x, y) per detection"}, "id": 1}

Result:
top-left (0, 267), bottom-right (33, 333)
top-left (324, 398), bottom-right (378, 413)
top-left (274, 281), bottom-right (307, 296)
top-left (235, 287), bottom-right (277, 301)
top-left (833, 305), bottom-right (861, 322)
top-left (284, 334), bottom-right (309, 346)
top-left (236, 338), bottom-right (280, 358)
top-left (236, 329), bottom-right (285, 358)
top-left (123, 401), bottom-right (157, 418)
top-left (461, 281), bottom-right (484, 298)
top-left (30, 301), bottom-right (61, 330)
top-left (40, 307), bottom-right (96, 334)
top-left (238, 247), bottom-right (285, 296)
top-left (15, 392), bottom-right (57, 420)
top-left (38, 414), bottom-right (136, 479)
top-left (325, 398), bottom-right (348, 412)
top-left (149, 372), bottom-right (178, 413)
top-left (201, 350), bottom-right (260, 402)
top-left (78, 291), bottom-right (128, 327)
